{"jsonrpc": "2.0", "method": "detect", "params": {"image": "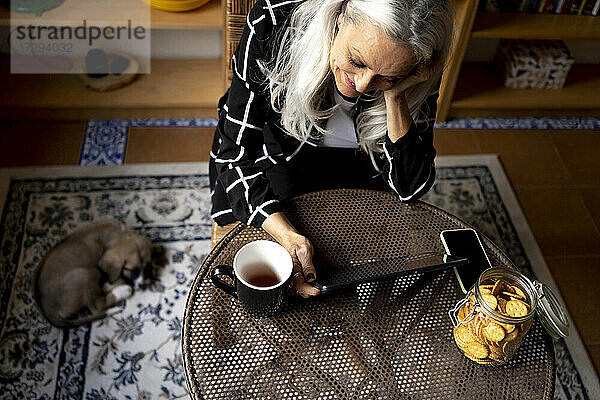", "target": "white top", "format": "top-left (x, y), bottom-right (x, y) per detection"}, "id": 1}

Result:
top-left (320, 85), bottom-right (359, 149)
